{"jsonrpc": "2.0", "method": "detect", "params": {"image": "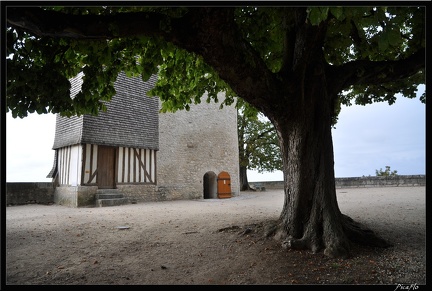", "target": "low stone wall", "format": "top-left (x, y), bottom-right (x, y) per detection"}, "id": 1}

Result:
top-left (5, 182), bottom-right (55, 205)
top-left (334, 175), bottom-right (426, 188)
top-left (5, 175), bottom-right (426, 206)
top-left (249, 175), bottom-right (426, 190)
